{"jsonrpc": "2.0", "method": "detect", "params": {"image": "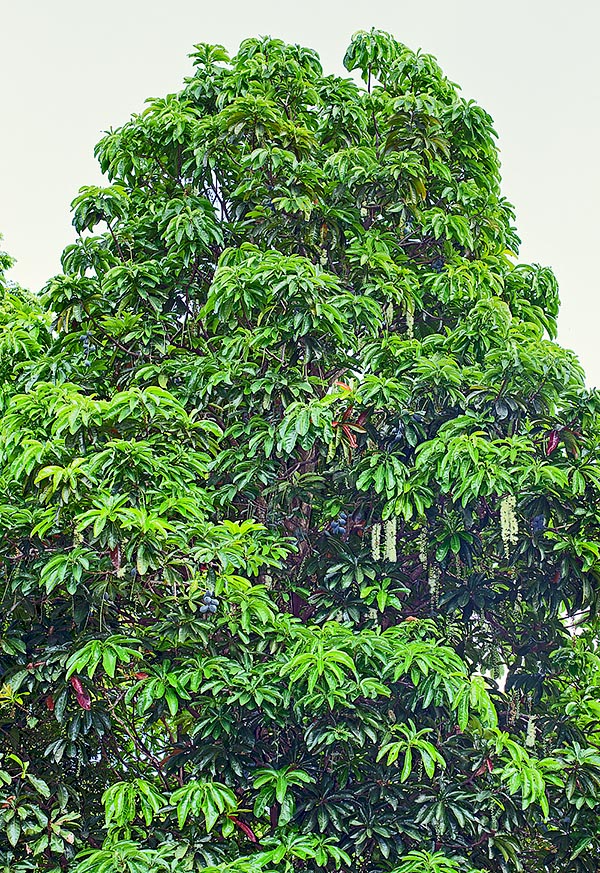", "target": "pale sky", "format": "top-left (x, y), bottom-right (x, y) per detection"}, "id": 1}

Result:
top-left (1, 1), bottom-right (599, 386)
